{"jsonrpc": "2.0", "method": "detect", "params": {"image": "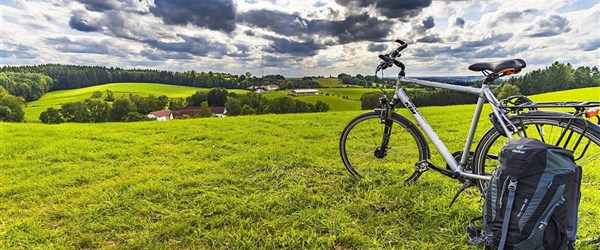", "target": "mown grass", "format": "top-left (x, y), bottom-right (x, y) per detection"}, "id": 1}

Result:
top-left (24, 83), bottom-right (248, 122)
top-left (1, 87), bottom-right (599, 249)
top-left (312, 78), bottom-right (346, 88)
